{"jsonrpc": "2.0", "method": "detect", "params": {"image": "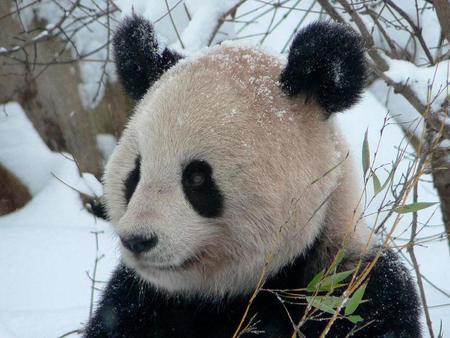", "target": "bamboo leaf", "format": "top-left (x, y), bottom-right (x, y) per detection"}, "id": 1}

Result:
top-left (329, 249), bottom-right (346, 272)
top-left (345, 283), bottom-right (367, 316)
top-left (372, 171), bottom-right (382, 195)
top-left (394, 202), bottom-right (437, 214)
top-left (362, 129), bottom-right (370, 176)
top-left (306, 270), bottom-right (325, 292)
top-left (381, 167), bottom-right (394, 191)
top-left (306, 296), bottom-right (343, 315)
top-left (347, 315), bottom-right (363, 324)
top-left (319, 270), bottom-right (354, 291)
top-left (318, 283), bottom-right (346, 292)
